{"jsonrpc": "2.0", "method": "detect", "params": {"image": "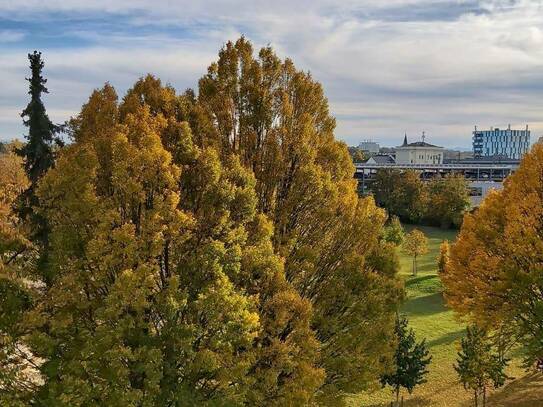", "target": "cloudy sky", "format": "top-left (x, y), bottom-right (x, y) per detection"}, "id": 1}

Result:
top-left (1, 0), bottom-right (543, 148)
